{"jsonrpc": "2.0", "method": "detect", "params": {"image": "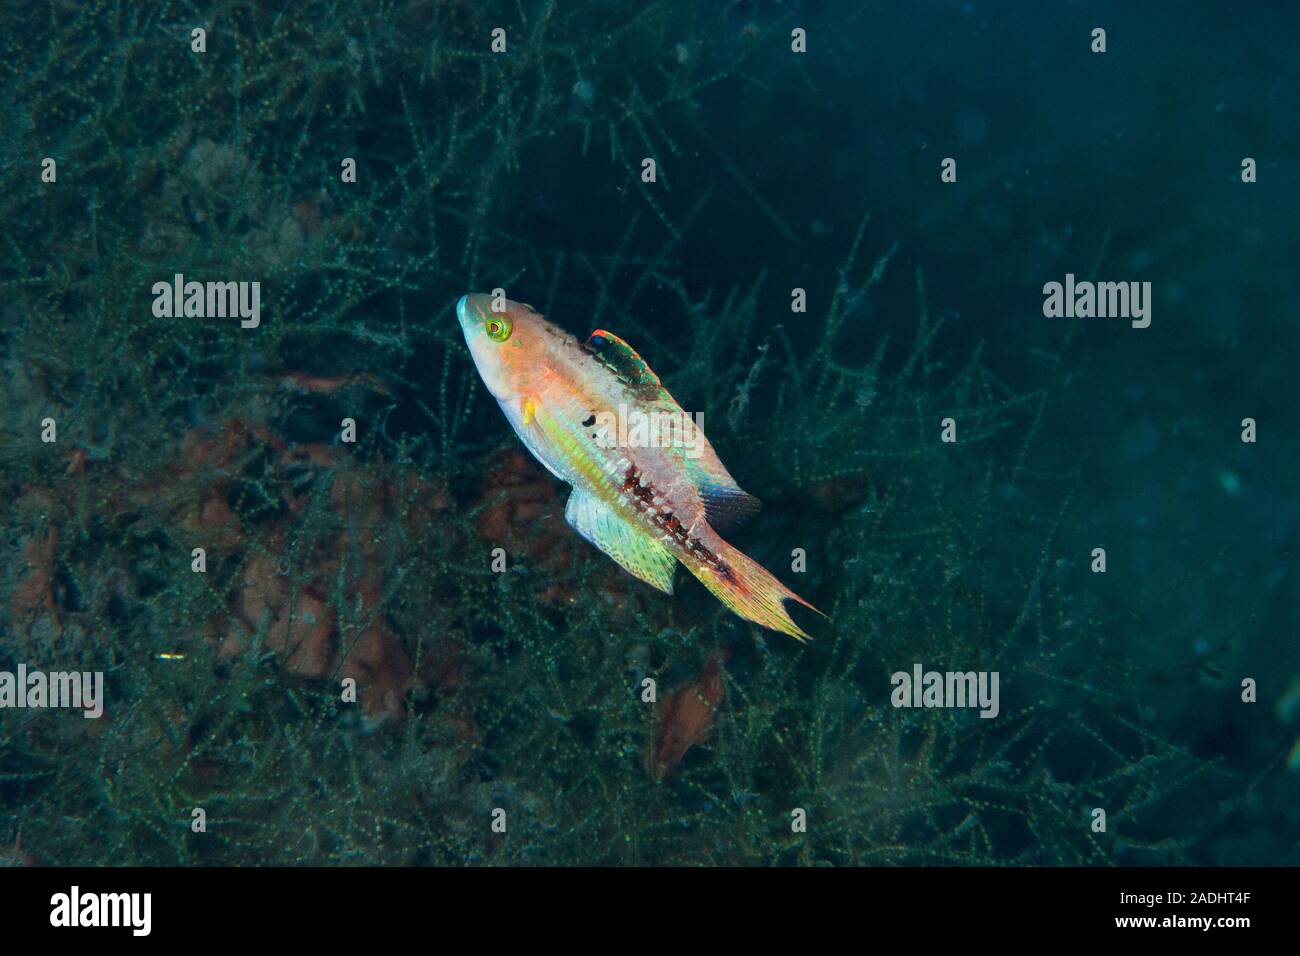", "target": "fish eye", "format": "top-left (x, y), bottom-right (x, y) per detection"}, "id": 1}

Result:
top-left (486, 315), bottom-right (512, 342)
